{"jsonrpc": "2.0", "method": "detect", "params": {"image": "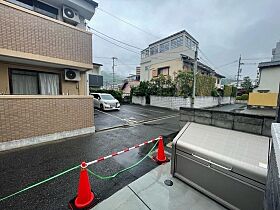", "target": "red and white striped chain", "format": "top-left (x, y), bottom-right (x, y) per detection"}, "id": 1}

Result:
top-left (85, 136), bottom-right (161, 167)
